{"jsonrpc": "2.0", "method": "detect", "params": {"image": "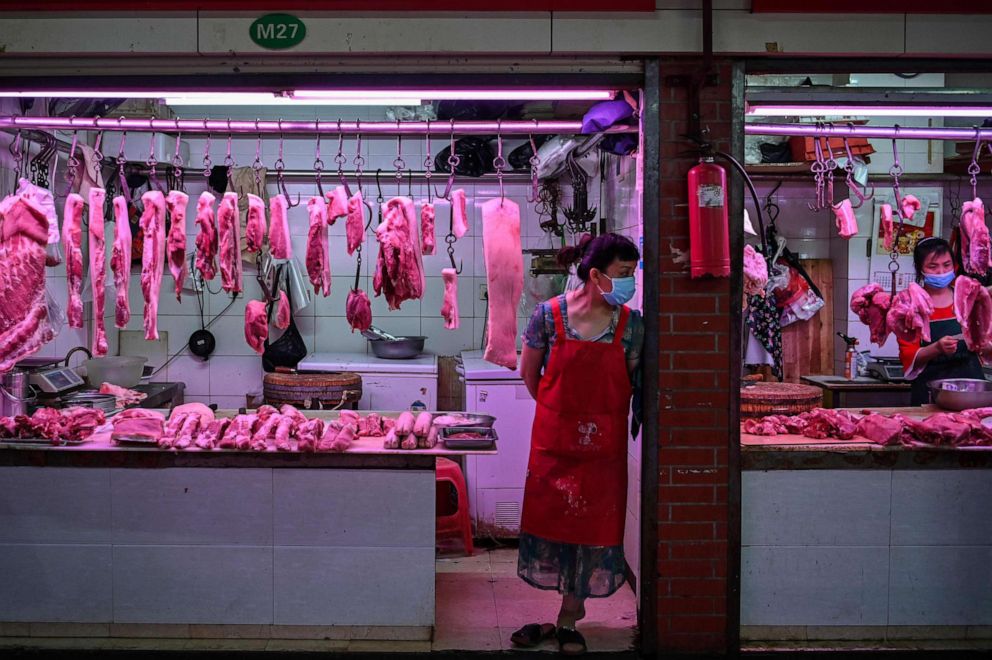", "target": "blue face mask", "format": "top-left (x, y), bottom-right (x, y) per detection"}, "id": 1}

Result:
top-left (598, 274), bottom-right (636, 306)
top-left (923, 271), bottom-right (955, 289)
